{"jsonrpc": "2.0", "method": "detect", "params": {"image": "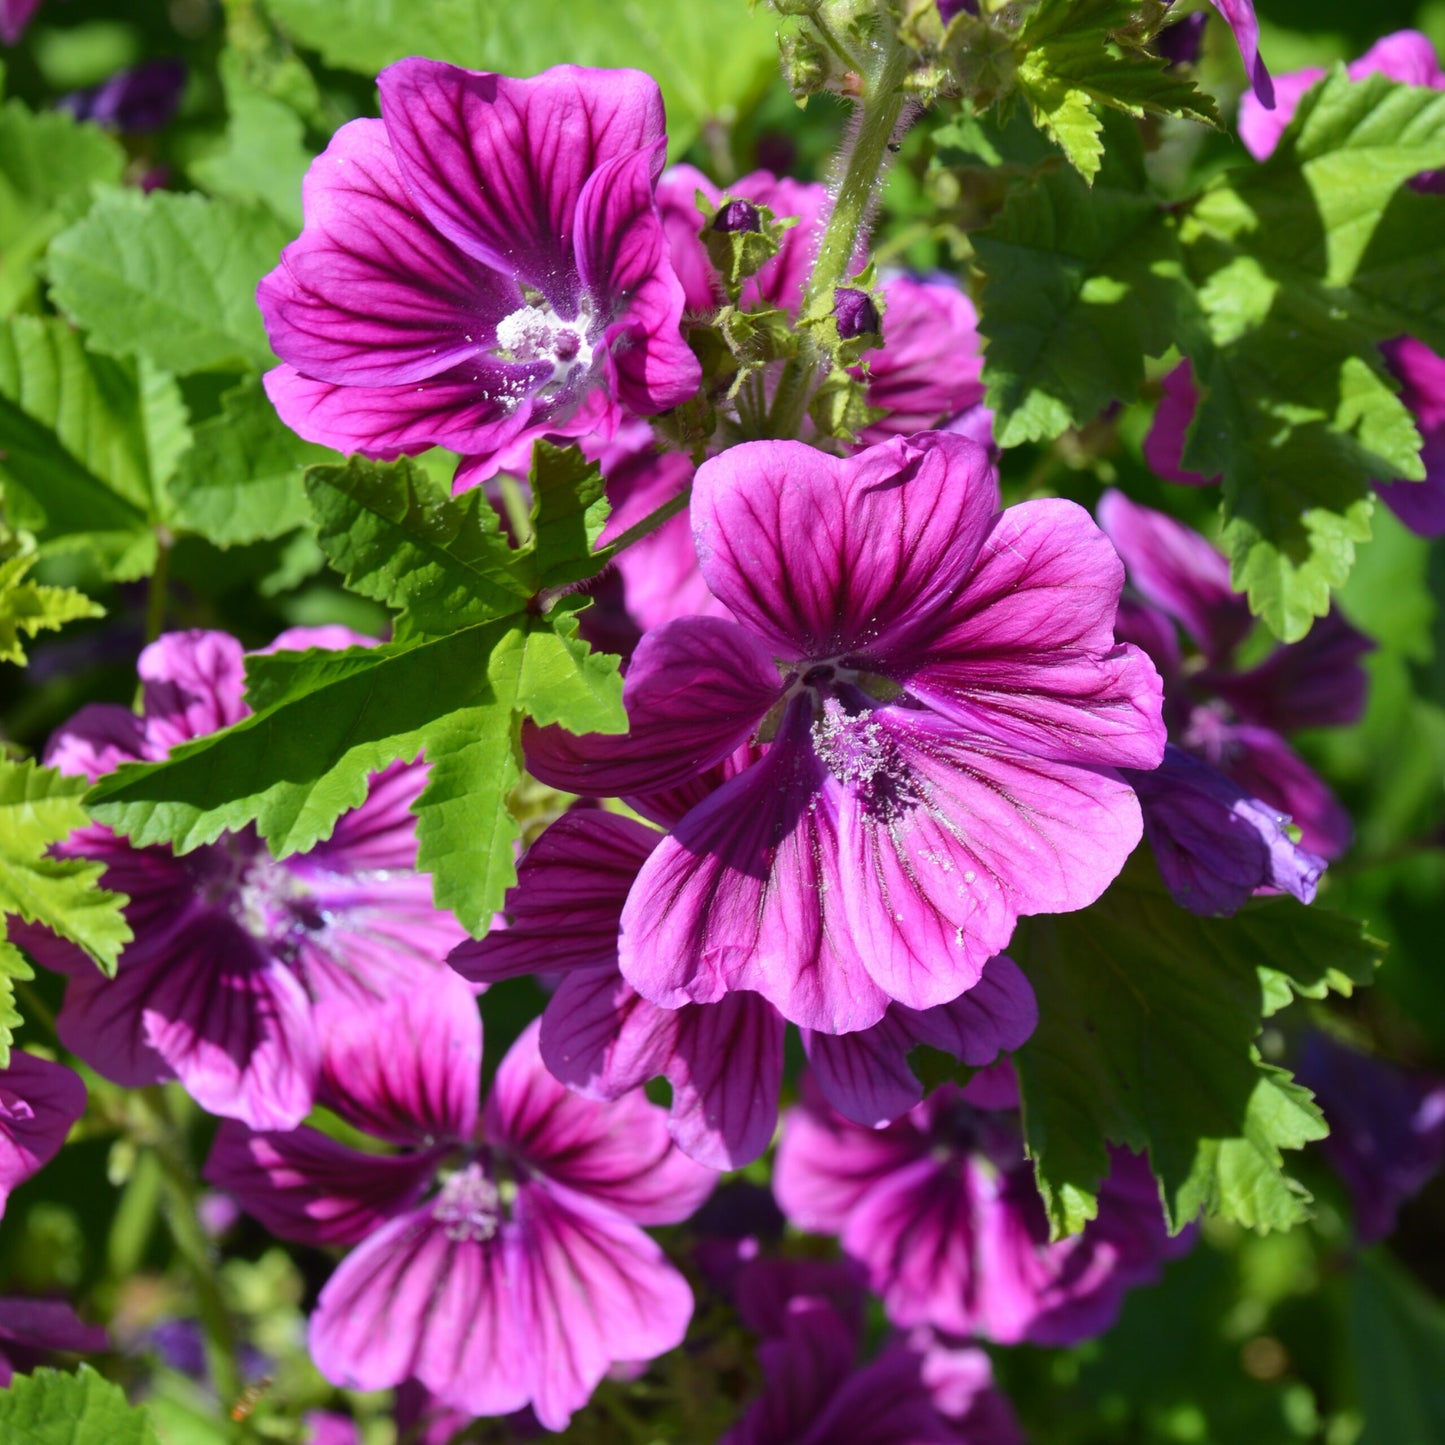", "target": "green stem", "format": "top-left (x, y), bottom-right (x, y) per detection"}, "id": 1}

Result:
top-left (135, 1088), bottom-right (246, 1428)
top-left (143, 532), bottom-right (172, 646)
top-left (593, 485), bottom-right (693, 564)
top-left (802, 40), bottom-right (912, 314)
top-left (14, 979), bottom-right (59, 1041)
